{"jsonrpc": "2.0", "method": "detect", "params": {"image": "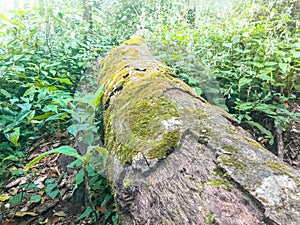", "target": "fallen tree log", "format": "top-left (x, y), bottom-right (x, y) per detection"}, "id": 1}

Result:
top-left (97, 36), bottom-right (300, 225)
